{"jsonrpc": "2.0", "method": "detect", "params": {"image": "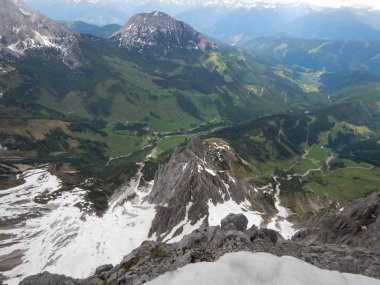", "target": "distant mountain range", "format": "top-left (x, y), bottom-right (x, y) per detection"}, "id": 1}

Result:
top-left (196, 6), bottom-right (380, 44)
top-left (22, 0), bottom-right (380, 44)
top-left (59, 20), bottom-right (121, 38)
